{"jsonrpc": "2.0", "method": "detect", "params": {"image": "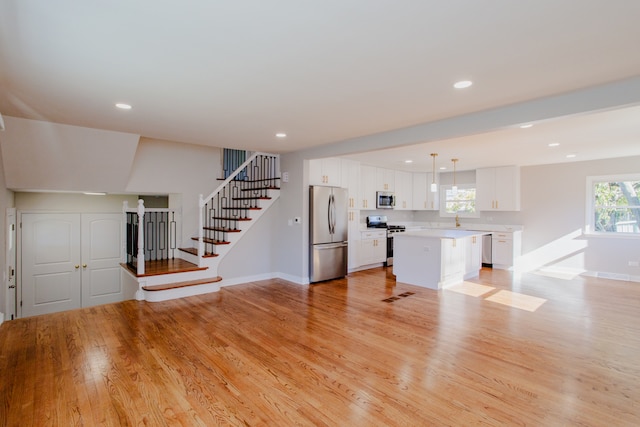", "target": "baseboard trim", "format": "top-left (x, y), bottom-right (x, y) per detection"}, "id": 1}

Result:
top-left (583, 270), bottom-right (640, 283)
